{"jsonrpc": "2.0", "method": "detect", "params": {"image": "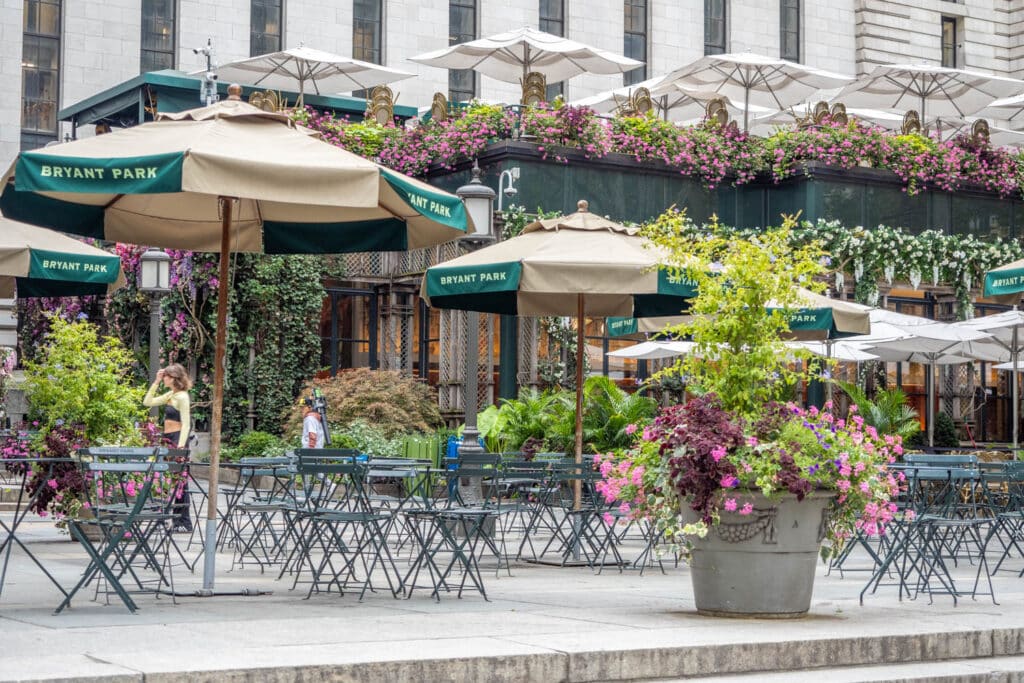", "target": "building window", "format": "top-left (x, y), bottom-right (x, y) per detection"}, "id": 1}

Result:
top-left (141, 0), bottom-right (175, 72)
top-left (540, 0), bottom-right (564, 100)
top-left (623, 0), bottom-right (647, 86)
top-left (354, 0), bottom-right (382, 64)
top-left (22, 0), bottom-right (61, 150)
top-left (251, 0), bottom-right (283, 56)
top-left (704, 0), bottom-right (726, 55)
top-left (941, 16), bottom-right (957, 68)
top-left (780, 0), bottom-right (799, 62)
top-left (449, 0), bottom-right (476, 102)
top-left (352, 0), bottom-right (383, 98)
